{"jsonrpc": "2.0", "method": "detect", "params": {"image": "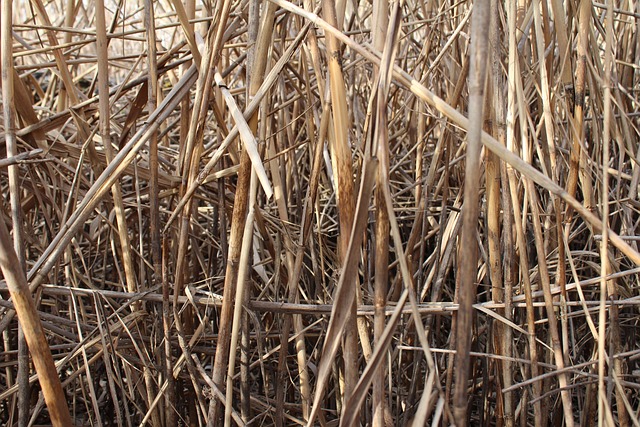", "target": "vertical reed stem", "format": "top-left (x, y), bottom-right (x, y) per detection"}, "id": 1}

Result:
top-left (453, 1), bottom-right (490, 425)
